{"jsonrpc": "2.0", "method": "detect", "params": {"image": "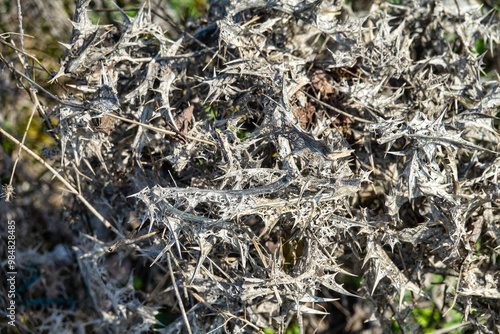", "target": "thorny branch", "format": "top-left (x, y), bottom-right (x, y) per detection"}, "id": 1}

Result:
top-left (1, 0), bottom-right (500, 333)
